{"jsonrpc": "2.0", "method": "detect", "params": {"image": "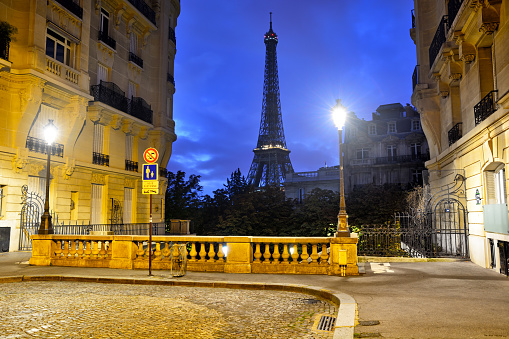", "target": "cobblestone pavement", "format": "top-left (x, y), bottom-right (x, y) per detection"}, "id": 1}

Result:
top-left (0, 281), bottom-right (337, 339)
